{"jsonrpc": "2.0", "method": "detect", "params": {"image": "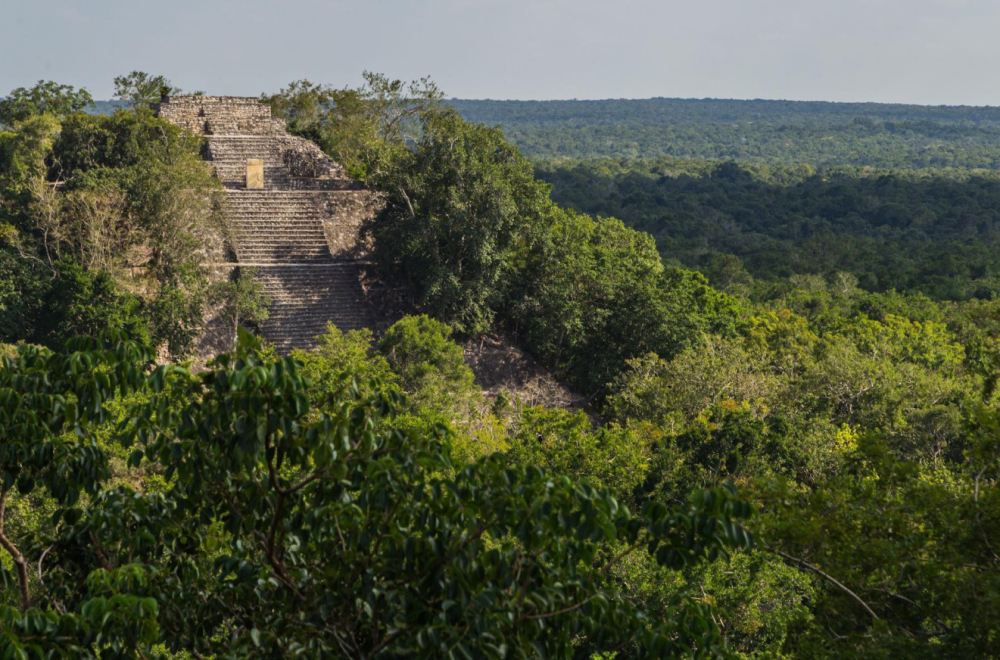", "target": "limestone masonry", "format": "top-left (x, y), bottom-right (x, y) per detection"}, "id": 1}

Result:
top-left (153, 95), bottom-right (379, 352)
